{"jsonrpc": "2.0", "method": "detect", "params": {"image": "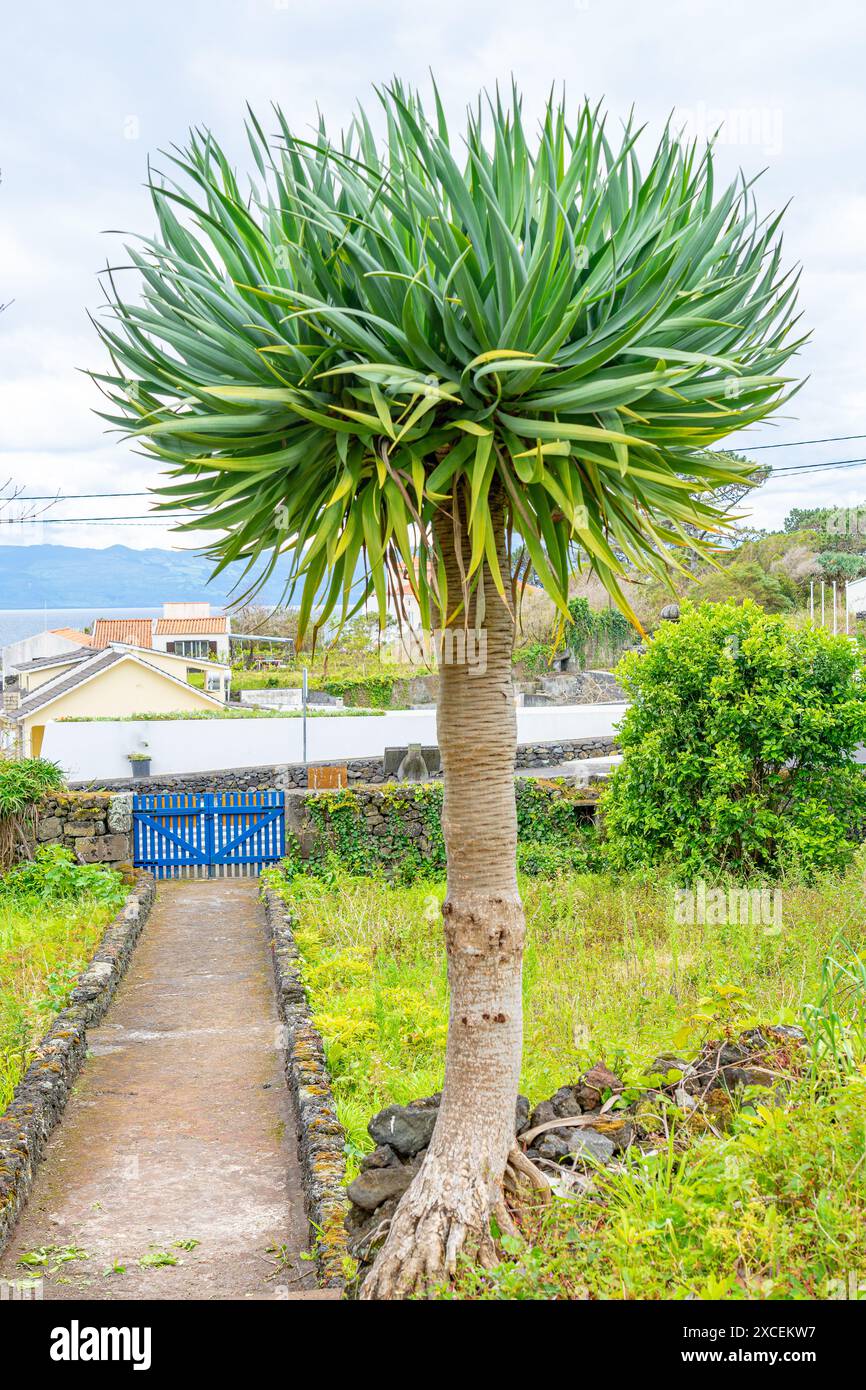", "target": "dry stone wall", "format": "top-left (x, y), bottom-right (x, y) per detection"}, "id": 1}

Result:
top-left (71, 736), bottom-right (617, 794)
top-left (31, 791), bottom-right (133, 868)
